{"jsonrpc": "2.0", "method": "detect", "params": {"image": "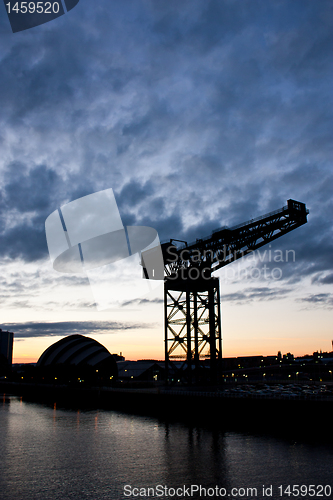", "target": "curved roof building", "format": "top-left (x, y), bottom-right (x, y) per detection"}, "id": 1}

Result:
top-left (37, 334), bottom-right (117, 380)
